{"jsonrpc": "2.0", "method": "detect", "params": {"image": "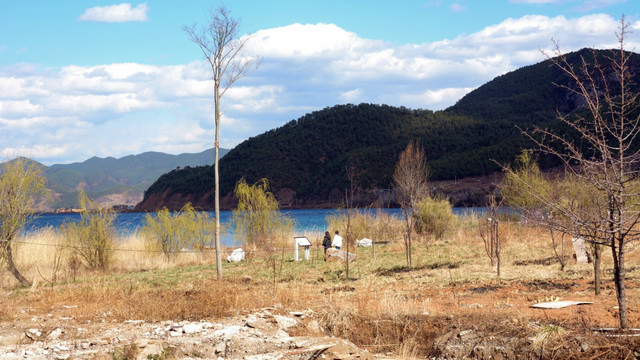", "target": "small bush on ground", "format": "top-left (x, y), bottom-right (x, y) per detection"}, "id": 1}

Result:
top-left (232, 178), bottom-right (294, 251)
top-left (141, 203), bottom-right (215, 260)
top-left (414, 197), bottom-right (455, 239)
top-left (61, 191), bottom-right (116, 271)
